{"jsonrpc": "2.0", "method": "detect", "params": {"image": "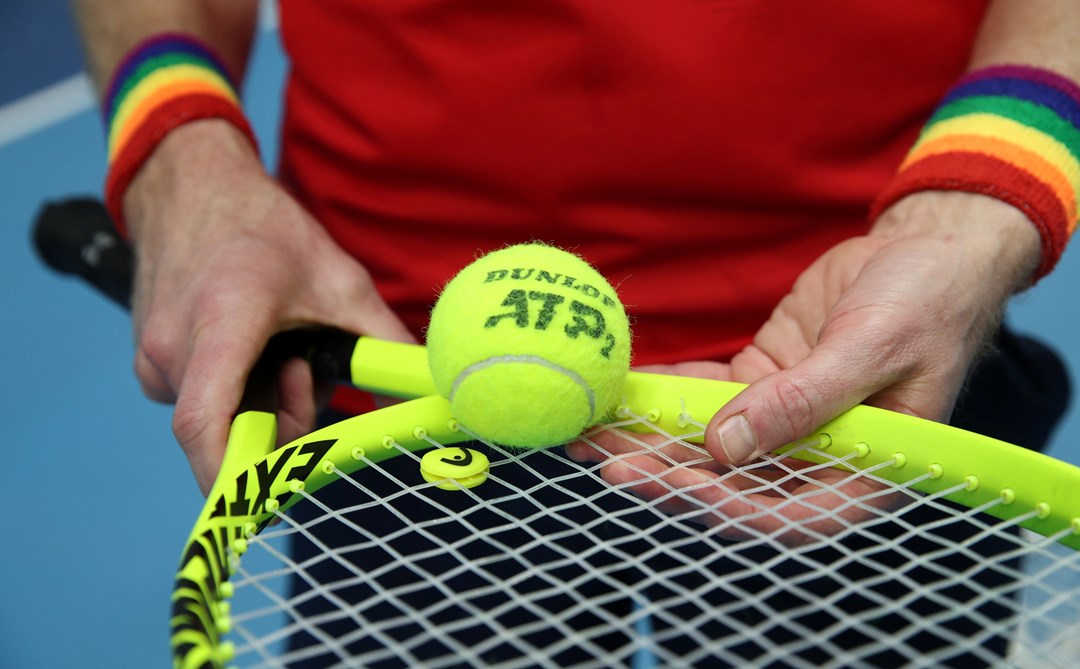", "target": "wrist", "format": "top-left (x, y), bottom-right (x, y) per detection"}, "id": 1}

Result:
top-left (871, 191), bottom-right (1042, 295)
top-left (102, 32), bottom-right (258, 237)
top-left (123, 119), bottom-right (262, 243)
top-left (870, 64), bottom-right (1080, 282)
